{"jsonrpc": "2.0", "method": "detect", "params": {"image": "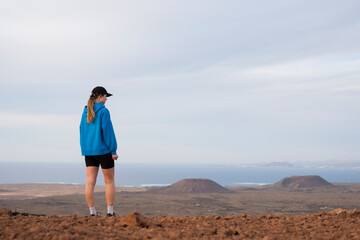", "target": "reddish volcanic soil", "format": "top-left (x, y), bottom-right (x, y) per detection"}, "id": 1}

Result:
top-left (2, 208), bottom-right (360, 239)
